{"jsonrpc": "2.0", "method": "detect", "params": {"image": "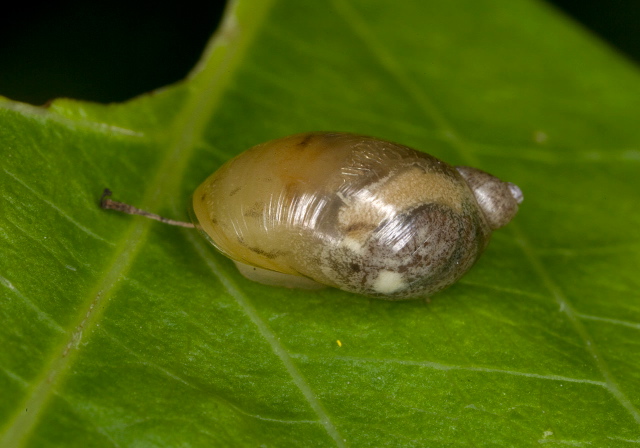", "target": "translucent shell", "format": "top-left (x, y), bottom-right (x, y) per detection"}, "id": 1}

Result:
top-left (192, 132), bottom-right (522, 300)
